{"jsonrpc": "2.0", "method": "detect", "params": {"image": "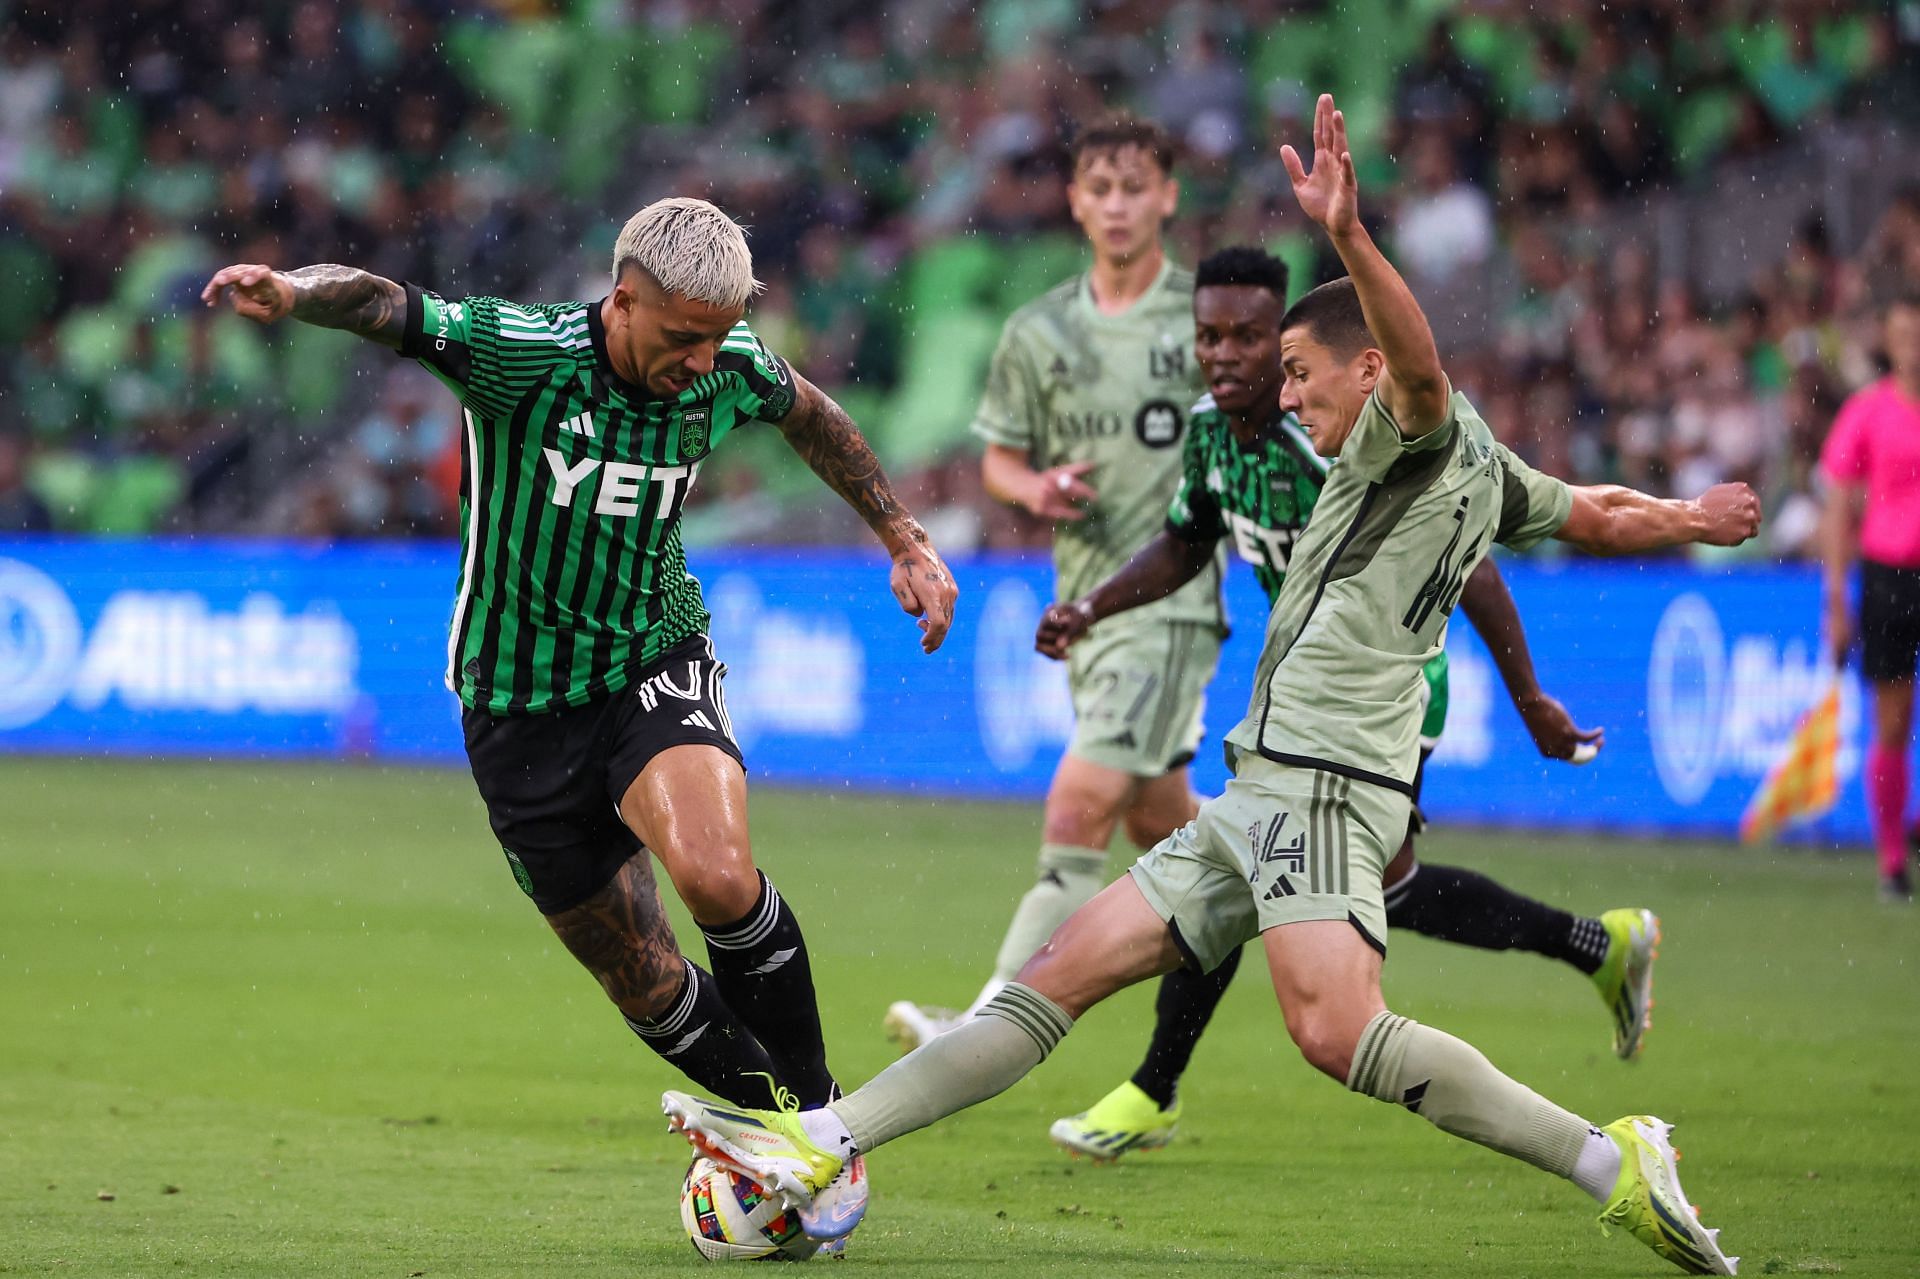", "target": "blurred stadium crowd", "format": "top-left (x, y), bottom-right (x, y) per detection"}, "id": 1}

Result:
top-left (1, 0), bottom-right (1918, 555)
